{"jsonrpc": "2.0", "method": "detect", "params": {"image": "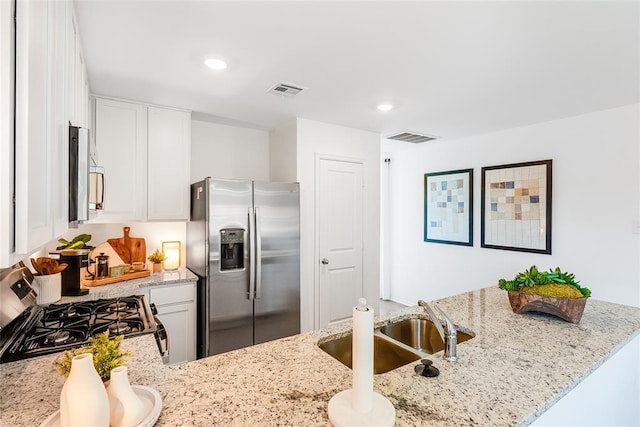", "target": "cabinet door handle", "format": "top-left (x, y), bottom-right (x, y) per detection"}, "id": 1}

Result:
top-left (321, 258), bottom-right (329, 265)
